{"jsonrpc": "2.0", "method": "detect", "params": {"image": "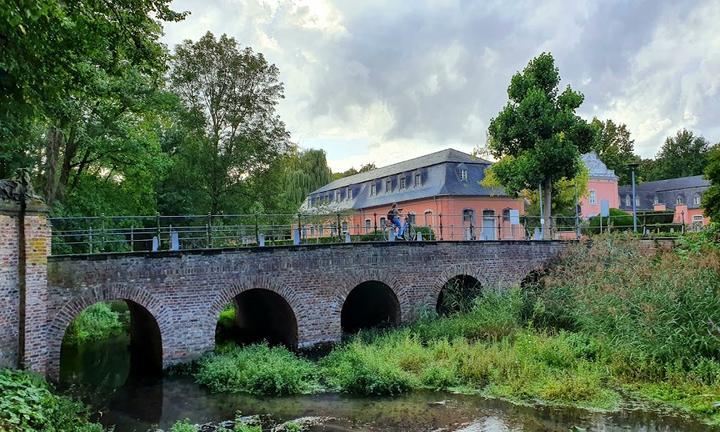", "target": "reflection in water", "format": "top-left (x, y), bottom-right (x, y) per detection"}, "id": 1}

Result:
top-left (62, 339), bottom-right (715, 432)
